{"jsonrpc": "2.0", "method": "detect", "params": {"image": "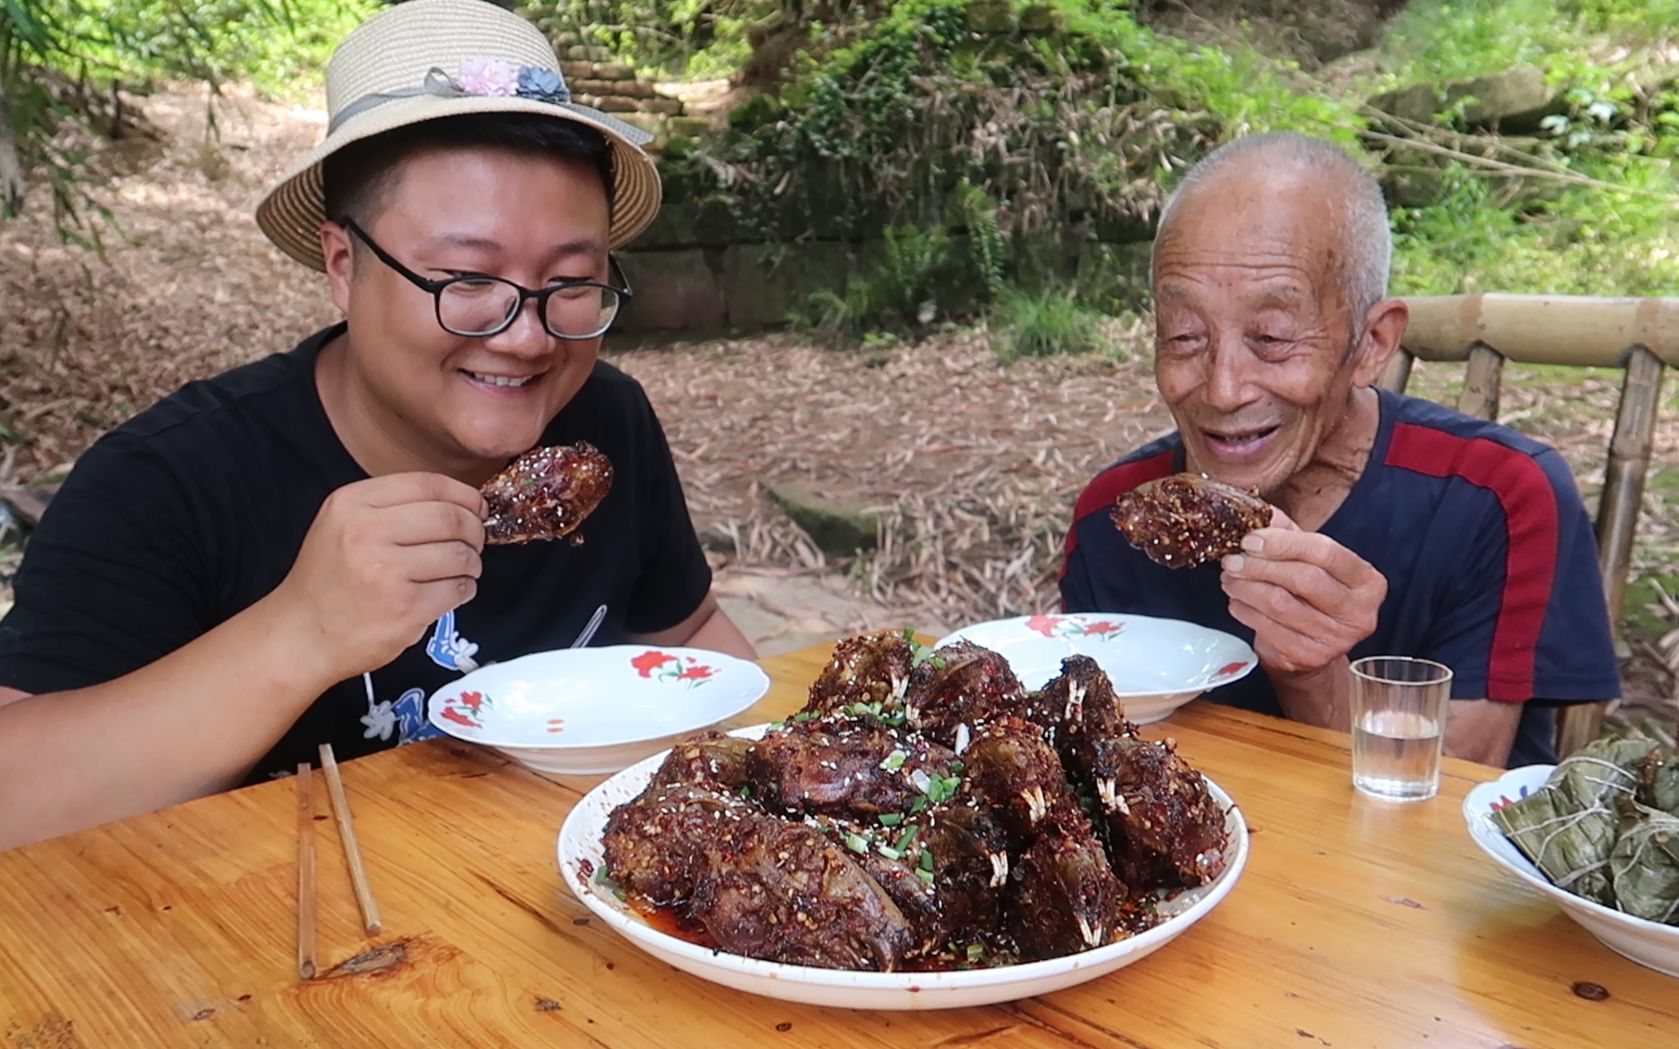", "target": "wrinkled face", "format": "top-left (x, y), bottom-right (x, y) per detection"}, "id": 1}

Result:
top-left (1152, 170), bottom-right (1371, 496)
top-left (324, 146), bottom-right (612, 472)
